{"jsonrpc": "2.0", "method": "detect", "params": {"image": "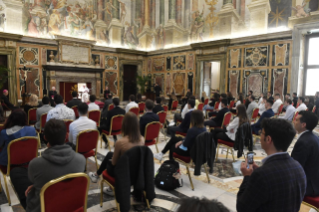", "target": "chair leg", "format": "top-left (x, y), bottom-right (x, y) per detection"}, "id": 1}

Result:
top-left (204, 164), bottom-right (211, 183)
top-left (226, 147), bottom-right (229, 160)
top-left (215, 144), bottom-right (220, 161)
top-left (107, 136), bottom-right (111, 151)
top-left (3, 175), bottom-right (11, 206)
top-left (186, 166), bottom-right (194, 191)
top-left (95, 155), bottom-right (99, 170)
top-left (155, 143), bottom-right (159, 153)
top-left (143, 191), bottom-right (150, 209)
top-left (231, 149), bottom-right (235, 162)
top-left (100, 180), bottom-right (103, 207)
top-left (100, 135), bottom-right (103, 149)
